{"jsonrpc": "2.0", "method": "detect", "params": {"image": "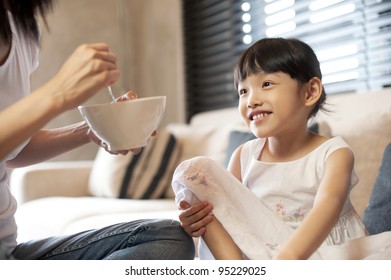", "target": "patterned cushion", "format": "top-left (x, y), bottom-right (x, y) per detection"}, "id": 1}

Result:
top-left (88, 129), bottom-right (180, 199)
